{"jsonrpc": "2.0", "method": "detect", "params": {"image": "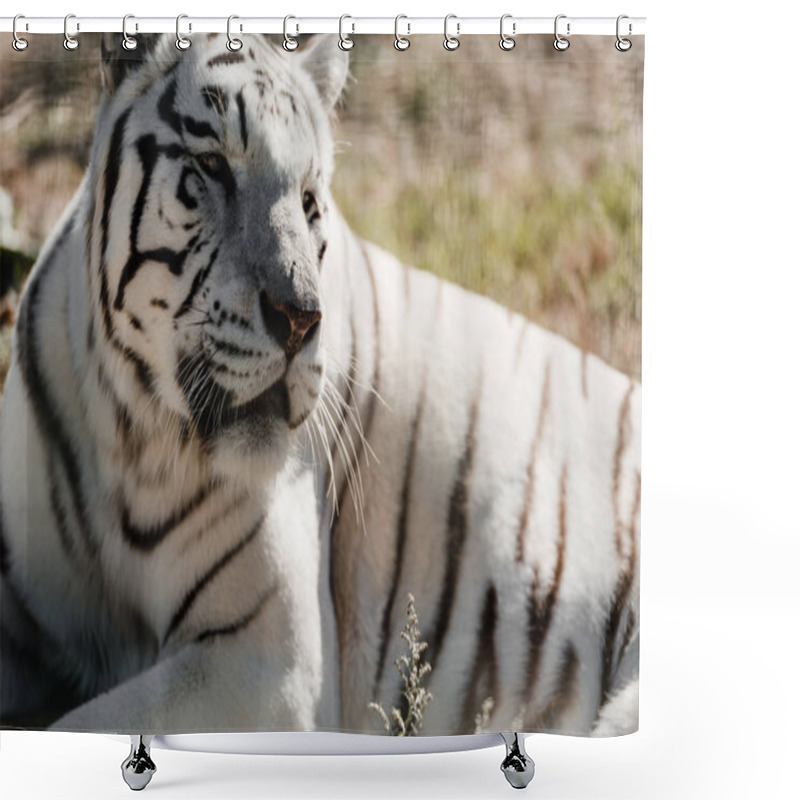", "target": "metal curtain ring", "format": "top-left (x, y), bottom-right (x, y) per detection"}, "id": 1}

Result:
top-left (63, 13), bottom-right (79, 51)
top-left (338, 14), bottom-right (354, 51)
top-left (499, 14), bottom-right (516, 51)
top-left (122, 14), bottom-right (138, 51)
top-left (394, 15), bottom-right (410, 50)
top-left (553, 14), bottom-right (570, 51)
top-left (283, 15), bottom-right (299, 51)
top-left (12, 15), bottom-right (28, 51)
top-left (615, 14), bottom-right (632, 51)
top-left (443, 14), bottom-right (460, 51)
top-left (176, 14), bottom-right (191, 50)
top-left (227, 15), bottom-right (243, 51)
